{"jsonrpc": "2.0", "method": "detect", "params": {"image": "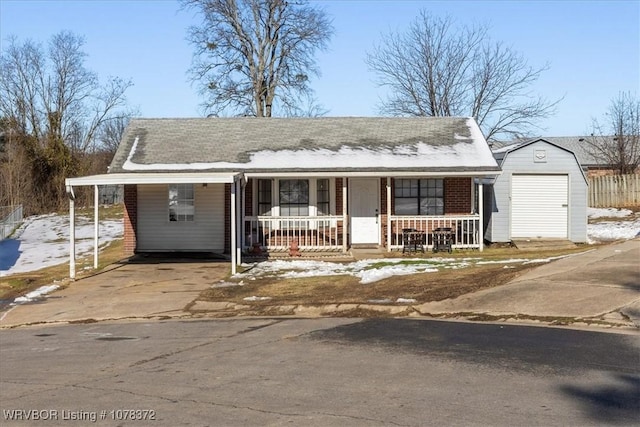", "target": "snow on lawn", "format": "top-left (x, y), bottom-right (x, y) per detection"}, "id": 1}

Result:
top-left (587, 207), bottom-right (640, 243)
top-left (234, 256), bottom-right (574, 284)
top-left (0, 213), bottom-right (123, 276)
